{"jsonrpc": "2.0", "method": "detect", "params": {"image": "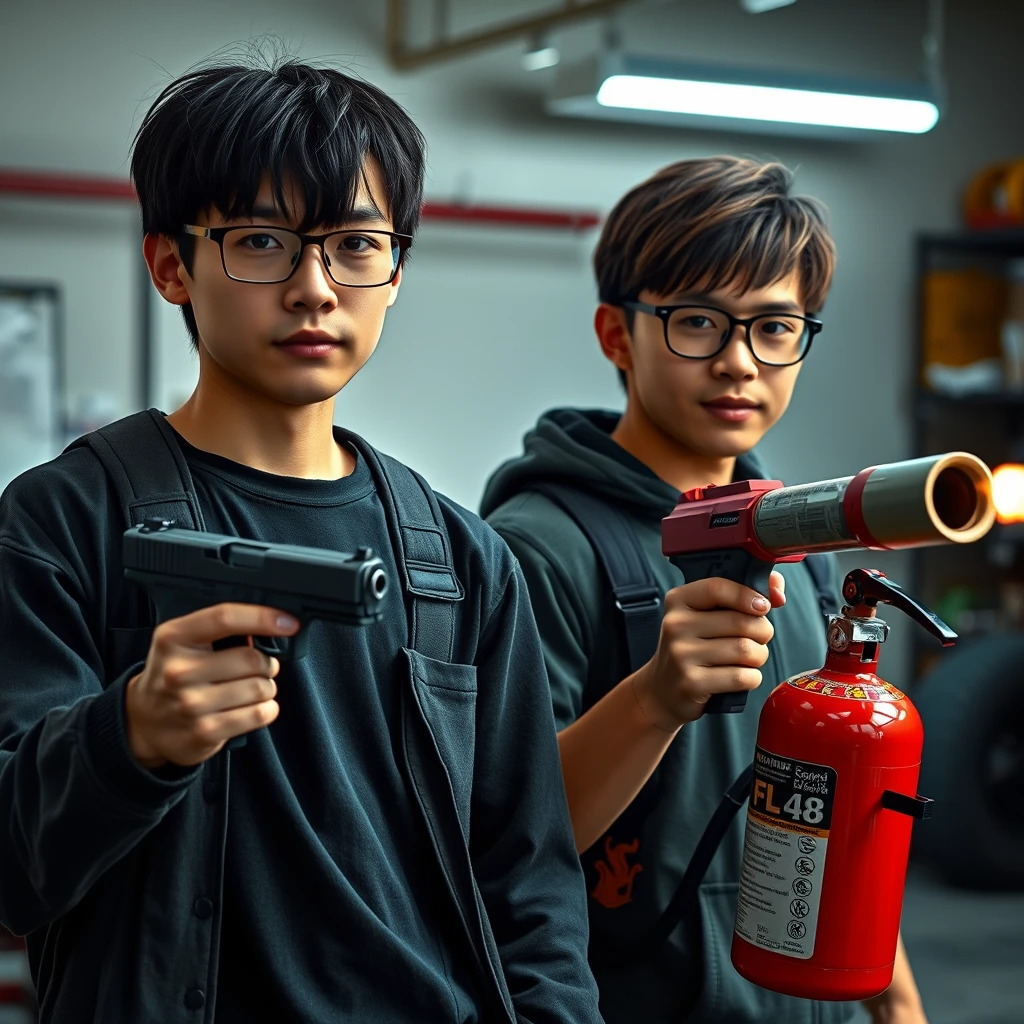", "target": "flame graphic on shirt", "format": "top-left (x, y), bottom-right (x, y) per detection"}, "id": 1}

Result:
top-left (590, 836), bottom-right (643, 909)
